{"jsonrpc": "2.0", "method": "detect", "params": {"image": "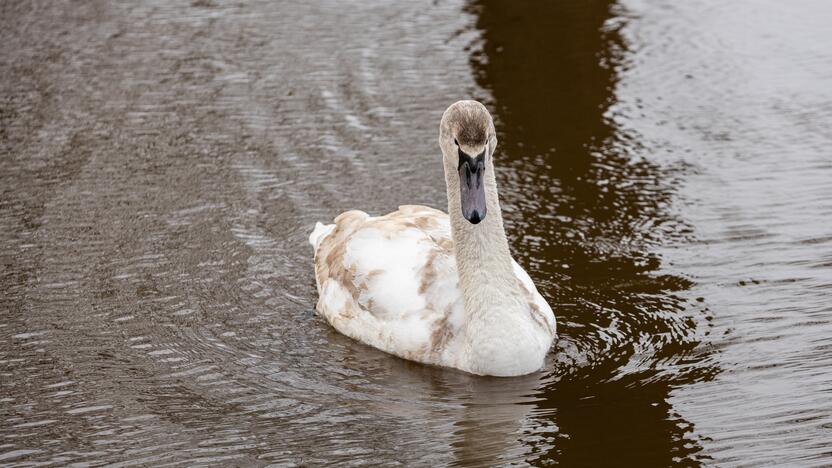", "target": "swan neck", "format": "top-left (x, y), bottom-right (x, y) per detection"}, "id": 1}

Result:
top-left (445, 159), bottom-right (518, 302)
